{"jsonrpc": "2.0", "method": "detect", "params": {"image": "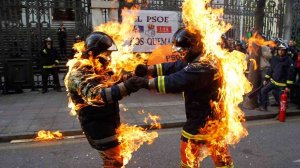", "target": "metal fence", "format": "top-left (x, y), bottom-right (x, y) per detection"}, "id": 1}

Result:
top-left (119, 0), bottom-right (286, 40)
top-left (0, 0), bottom-right (91, 61)
top-left (0, 0), bottom-right (91, 92)
top-left (291, 0), bottom-right (300, 40)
